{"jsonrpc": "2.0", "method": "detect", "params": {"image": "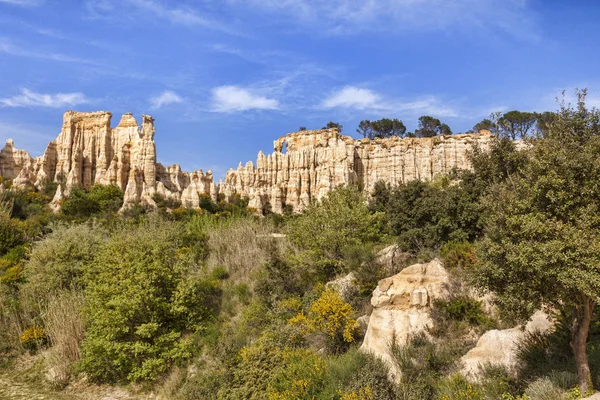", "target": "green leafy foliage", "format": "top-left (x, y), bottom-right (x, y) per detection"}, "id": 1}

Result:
top-left (476, 90), bottom-right (600, 392)
top-left (357, 118), bottom-right (406, 139)
top-left (23, 224), bottom-right (106, 301)
top-left (323, 121), bottom-right (343, 132)
top-left (61, 184), bottom-right (123, 218)
top-left (79, 219), bottom-right (219, 382)
top-left (286, 186), bottom-right (384, 264)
